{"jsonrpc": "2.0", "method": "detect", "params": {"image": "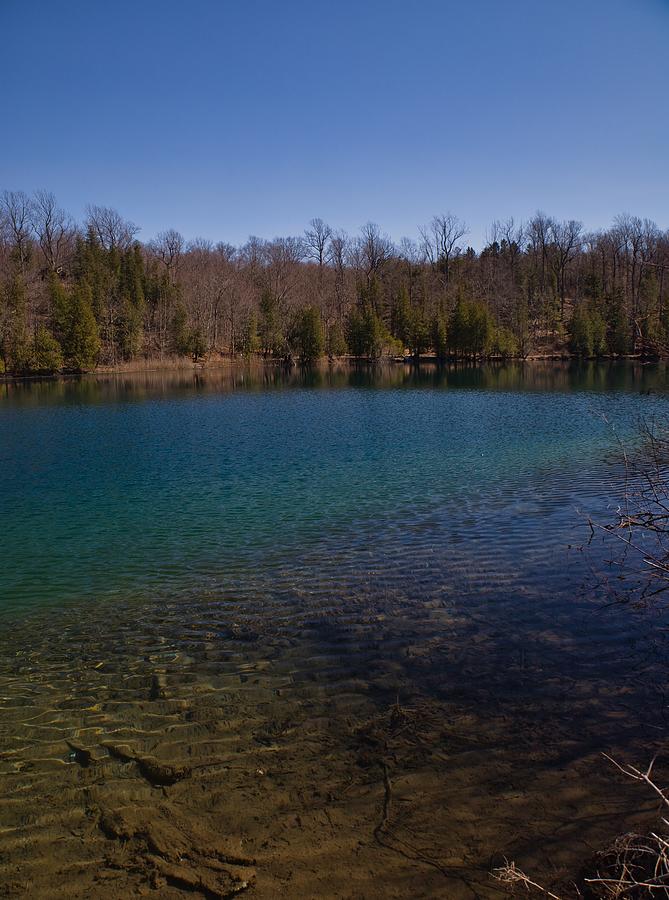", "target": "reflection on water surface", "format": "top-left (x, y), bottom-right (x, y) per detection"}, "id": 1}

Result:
top-left (1, 361), bottom-right (668, 897)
